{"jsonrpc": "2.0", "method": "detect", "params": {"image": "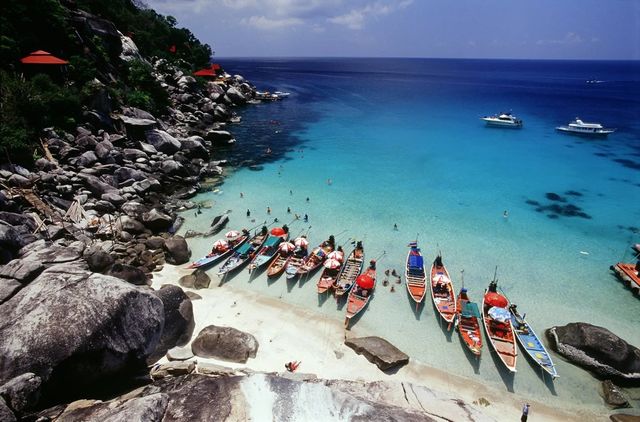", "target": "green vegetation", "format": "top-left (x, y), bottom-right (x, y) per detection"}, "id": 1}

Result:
top-left (0, 0), bottom-right (213, 165)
